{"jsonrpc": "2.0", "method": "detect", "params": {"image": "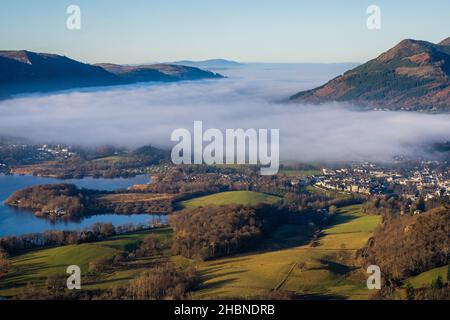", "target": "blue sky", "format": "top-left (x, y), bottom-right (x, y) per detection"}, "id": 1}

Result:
top-left (1, 0), bottom-right (450, 64)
